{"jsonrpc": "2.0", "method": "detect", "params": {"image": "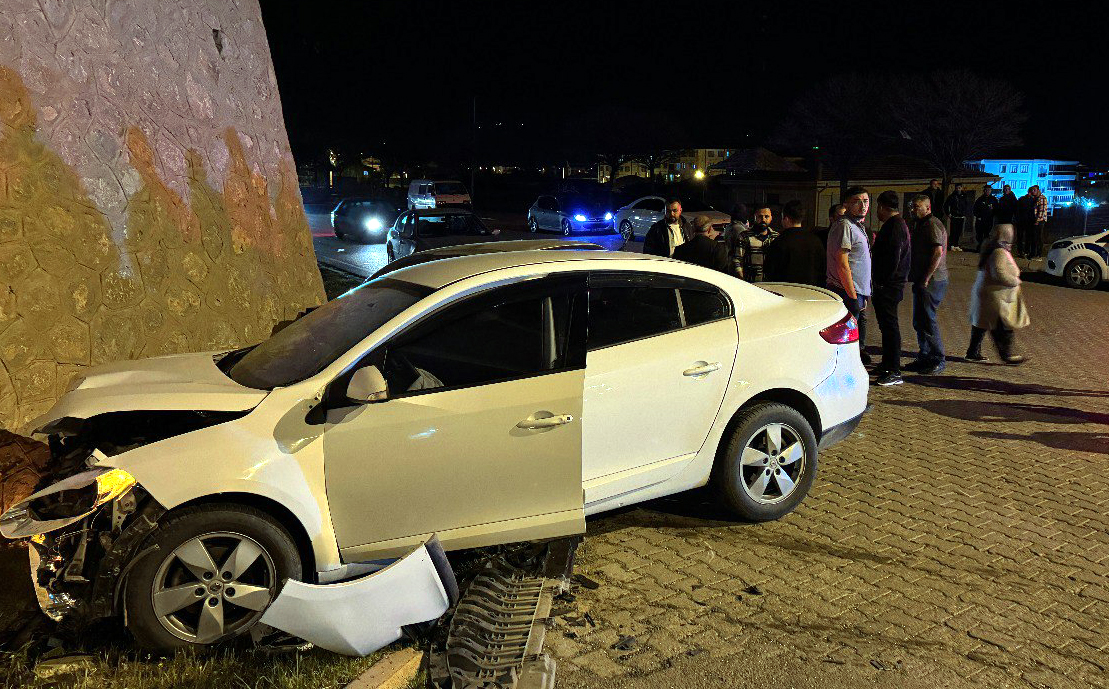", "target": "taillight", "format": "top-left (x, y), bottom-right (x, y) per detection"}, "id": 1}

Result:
top-left (820, 312), bottom-right (859, 344)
